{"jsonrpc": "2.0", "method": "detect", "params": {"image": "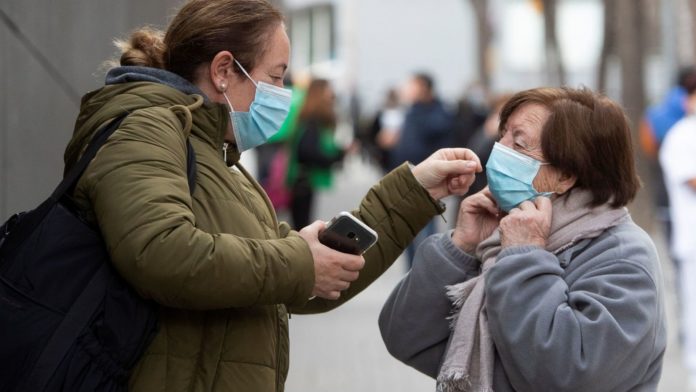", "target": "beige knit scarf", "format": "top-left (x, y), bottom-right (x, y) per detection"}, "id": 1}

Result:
top-left (436, 190), bottom-right (629, 392)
